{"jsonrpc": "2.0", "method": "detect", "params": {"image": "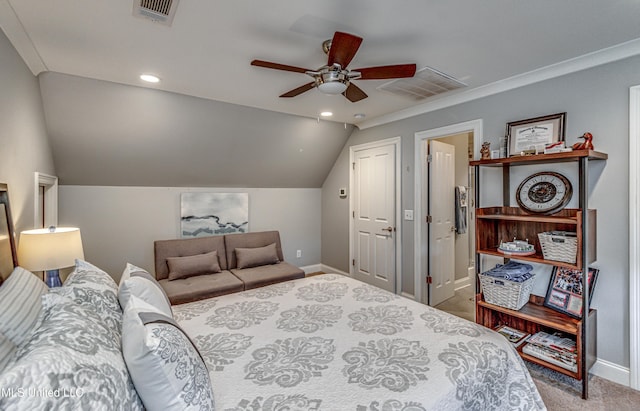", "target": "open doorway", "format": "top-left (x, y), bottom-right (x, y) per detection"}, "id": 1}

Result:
top-left (414, 119), bottom-right (482, 322)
